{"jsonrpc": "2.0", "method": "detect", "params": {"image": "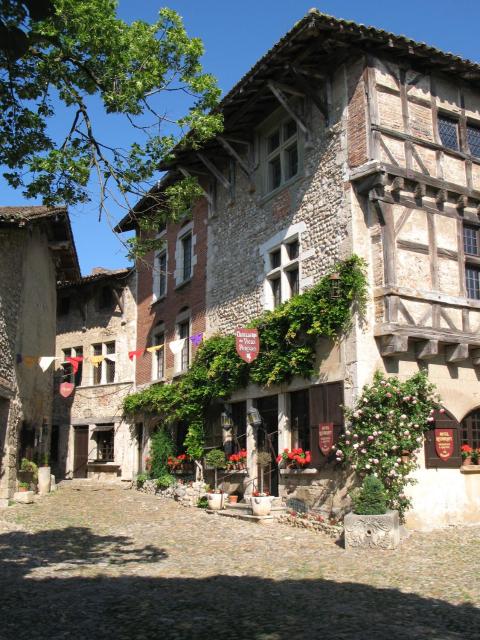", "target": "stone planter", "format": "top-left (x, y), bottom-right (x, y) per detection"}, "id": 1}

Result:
top-left (207, 492), bottom-right (225, 510)
top-left (250, 495), bottom-right (272, 517)
top-left (38, 466), bottom-right (51, 495)
top-left (344, 510), bottom-right (400, 550)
